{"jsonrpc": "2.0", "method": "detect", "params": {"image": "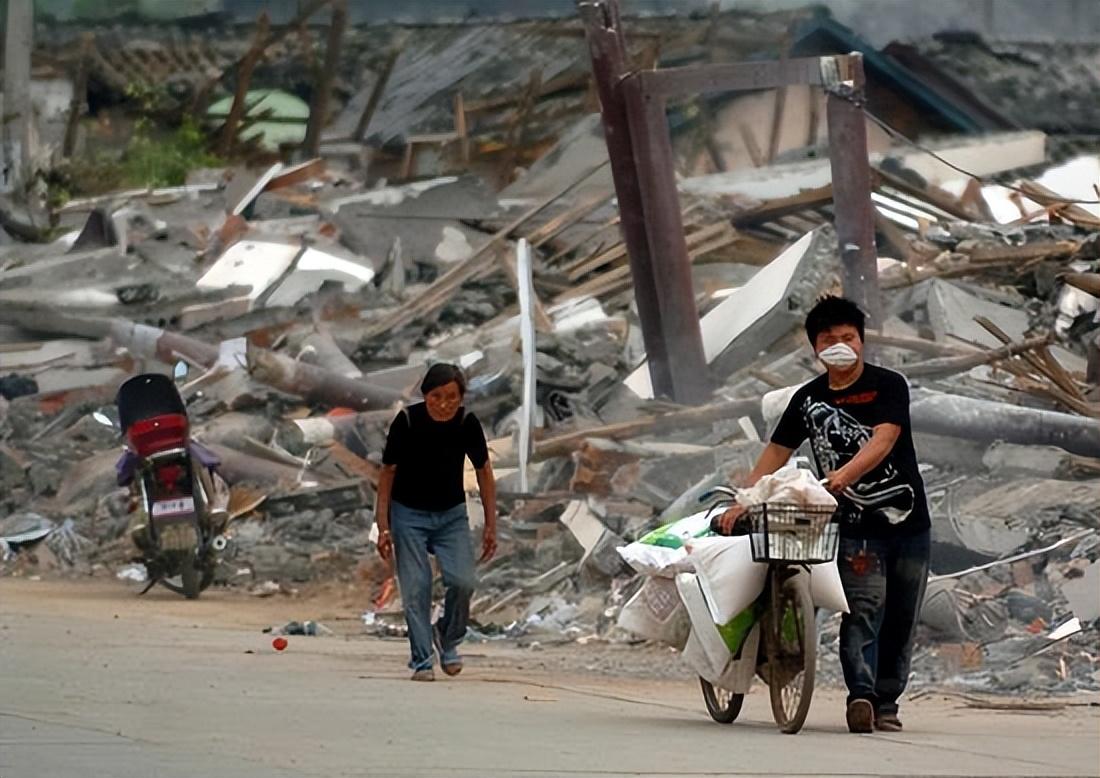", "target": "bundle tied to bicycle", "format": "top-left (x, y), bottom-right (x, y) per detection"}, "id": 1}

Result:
top-left (683, 468), bottom-right (843, 626)
top-left (614, 466), bottom-right (850, 734)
